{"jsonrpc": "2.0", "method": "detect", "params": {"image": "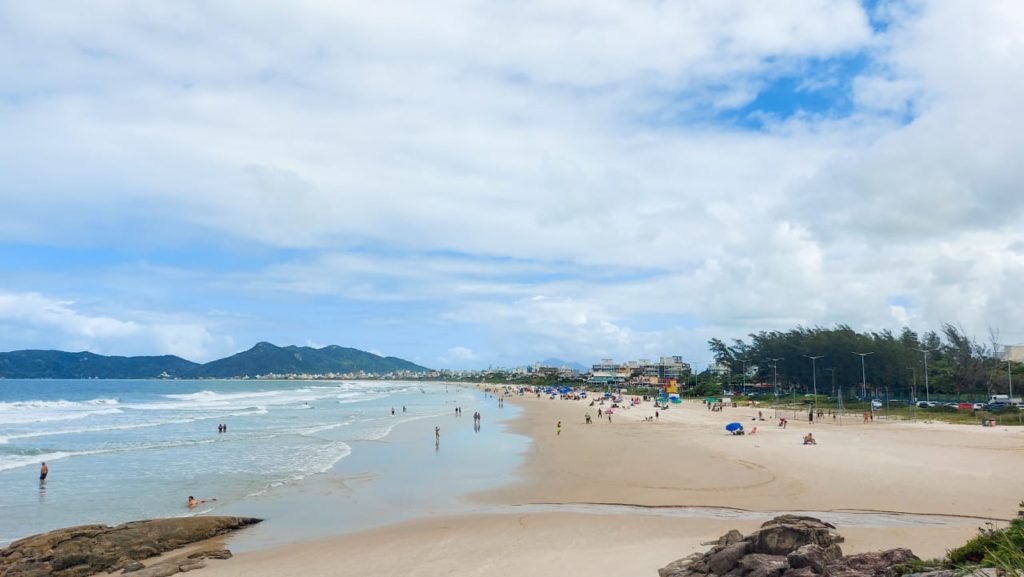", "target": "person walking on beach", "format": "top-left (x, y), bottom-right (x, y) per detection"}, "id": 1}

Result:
top-left (39, 462), bottom-right (48, 482)
top-left (556, 421), bottom-right (561, 435)
top-left (655, 410), bottom-right (659, 420)
top-left (808, 408), bottom-right (814, 424)
top-left (435, 426), bottom-right (440, 442)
